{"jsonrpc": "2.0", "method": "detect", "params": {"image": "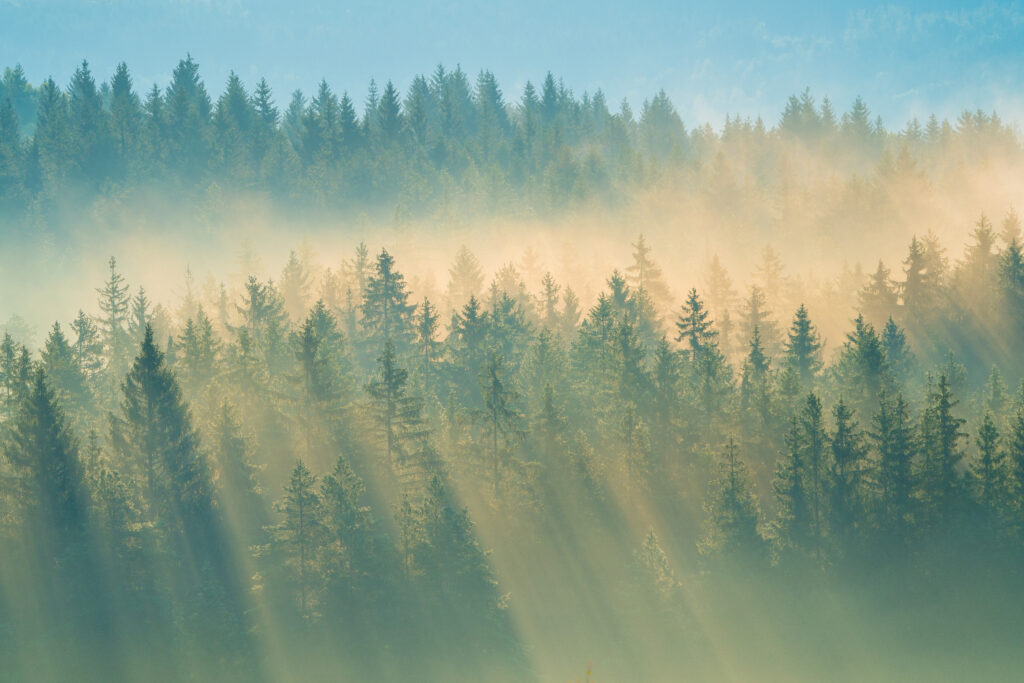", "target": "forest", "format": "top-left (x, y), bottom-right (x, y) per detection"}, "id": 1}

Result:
top-left (2, 57), bottom-right (1024, 682)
